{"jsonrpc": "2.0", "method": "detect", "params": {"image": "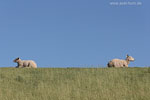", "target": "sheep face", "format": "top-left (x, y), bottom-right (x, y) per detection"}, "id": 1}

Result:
top-left (13, 57), bottom-right (20, 63)
top-left (126, 55), bottom-right (134, 62)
